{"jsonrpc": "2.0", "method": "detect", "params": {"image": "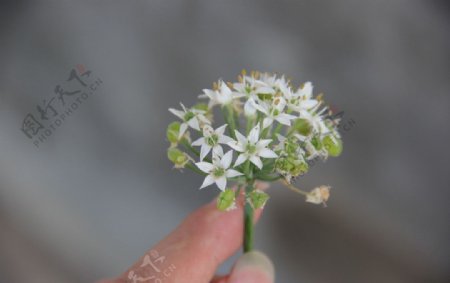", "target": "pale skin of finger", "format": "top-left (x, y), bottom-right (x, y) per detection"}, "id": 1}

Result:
top-left (100, 189), bottom-right (264, 283)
